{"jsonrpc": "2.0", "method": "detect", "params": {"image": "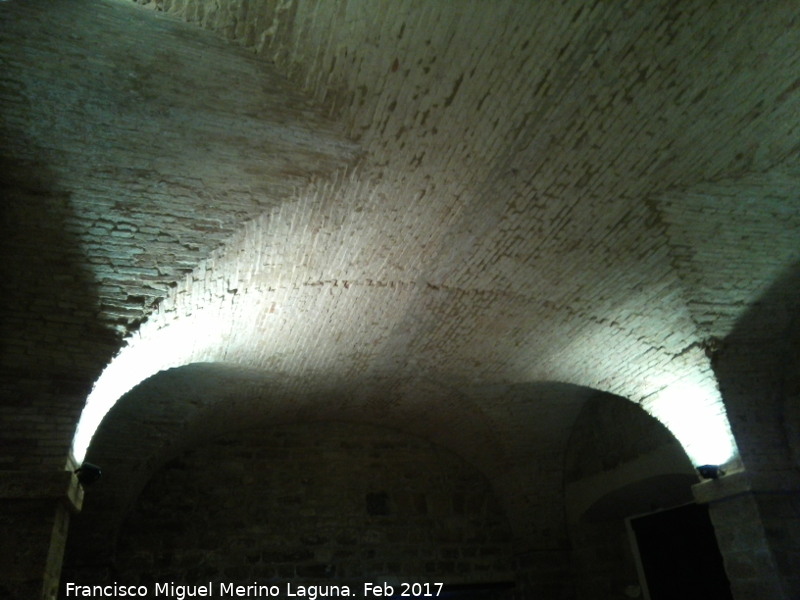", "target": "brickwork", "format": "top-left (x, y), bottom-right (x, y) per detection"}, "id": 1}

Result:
top-left (754, 493), bottom-right (800, 597)
top-left (65, 422), bottom-right (514, 593)
top-left (86, 0), bottom-right (800, 480)
top-left (0, 499), bottom-right (71, 600)
top-left (62, 369), bottom-right (594, 598)
top-left (511, 550), bottom-right (573, 600)
top-left (564, 394), bottom-right (678, 484)
top-left (565, 394), bottom-right (697, 599)
top-left (0, 0), bottom-right (357, 469)
top-left (658, 169), bottom-right (800, 340)
top-left (709, 493), bottom-right (797, 600)
top-left (710, 265), bottom-right (800, 477)
top-left (64, 367), bottom-right (602, 572)
top-left (700, 263), bottom-right (800, 599)
top-left (2, 1), bottom-right (799, 598)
